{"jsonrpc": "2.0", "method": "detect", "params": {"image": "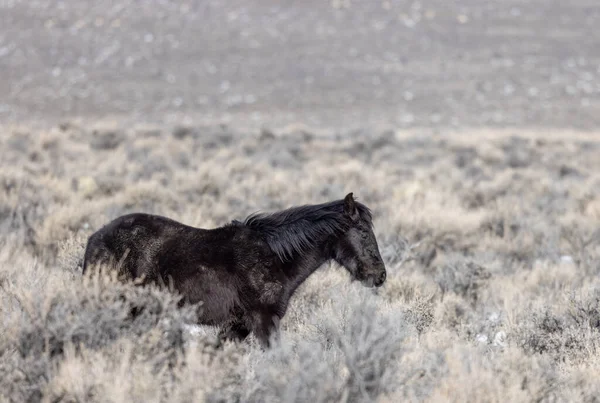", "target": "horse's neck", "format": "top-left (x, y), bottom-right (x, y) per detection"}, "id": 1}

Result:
top-left (283, 247), bottom-right (331, 297)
